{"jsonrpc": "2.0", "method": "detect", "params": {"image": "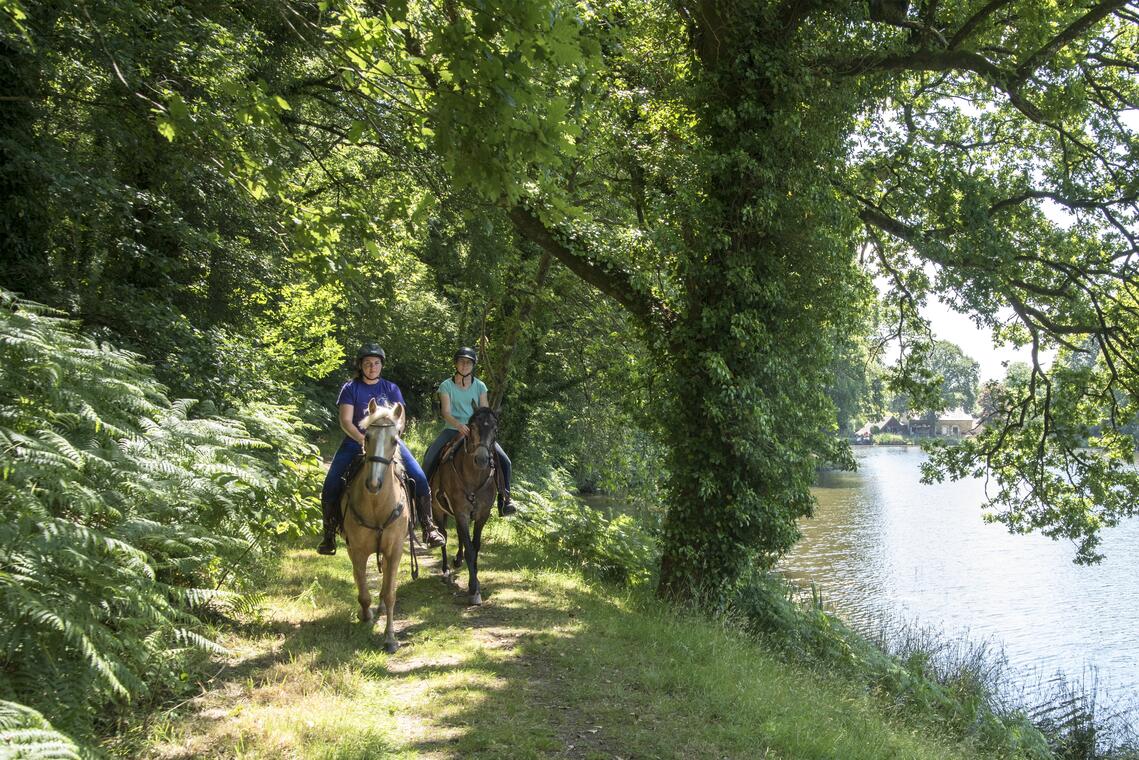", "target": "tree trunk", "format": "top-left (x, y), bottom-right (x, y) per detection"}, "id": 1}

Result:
top-left (488, 252), bottom-right (553, 410)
